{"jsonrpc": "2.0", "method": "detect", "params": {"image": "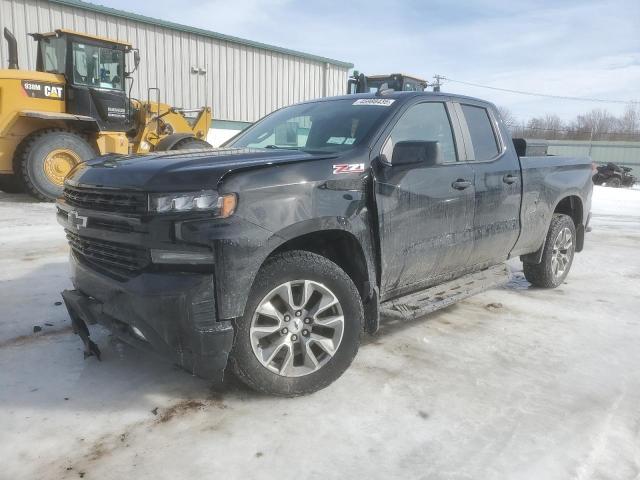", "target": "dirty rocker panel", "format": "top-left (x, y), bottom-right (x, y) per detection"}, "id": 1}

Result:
top-left (381, 264), bottom-right (511, 320)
